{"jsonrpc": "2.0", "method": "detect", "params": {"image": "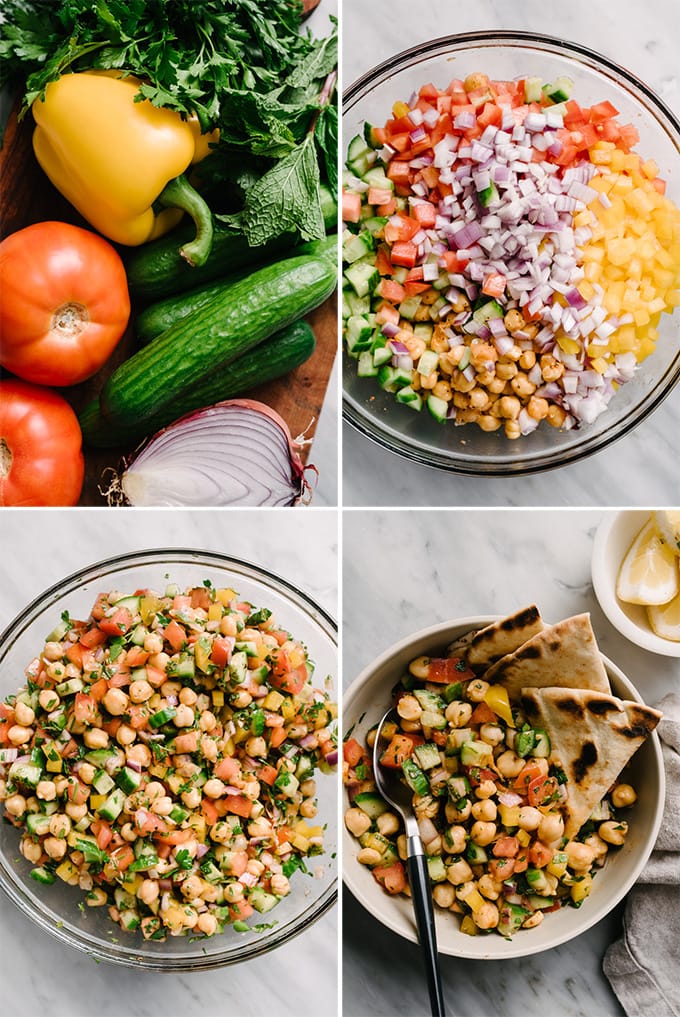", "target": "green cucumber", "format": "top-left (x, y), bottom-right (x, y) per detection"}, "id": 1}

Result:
top-left (136, 238), bottom-right (336, 346)
top-left (81, 249), bottom-right (335, 441)
top-left (79, 319), bottom-right (316, 448)
top-left (125, 184), bottom-right (338, 302)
